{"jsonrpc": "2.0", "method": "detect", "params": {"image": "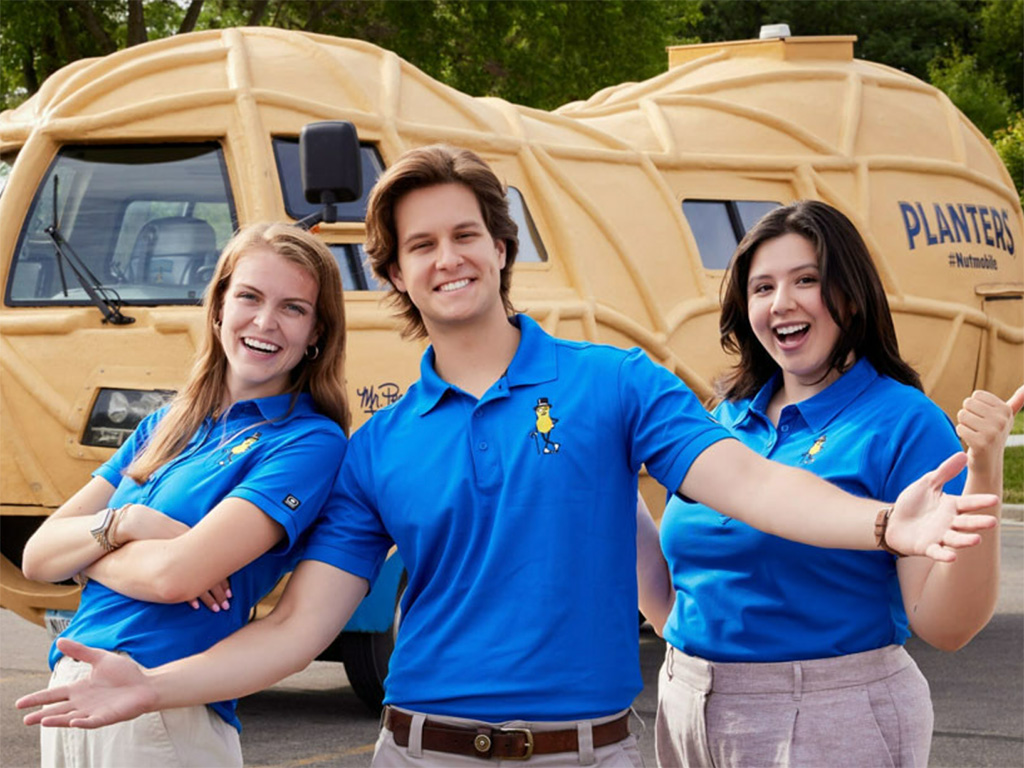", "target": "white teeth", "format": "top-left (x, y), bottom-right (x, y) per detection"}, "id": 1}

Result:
top-left (243, 338), bottom-right (280, 353)
top-left (775, 323), bottom-right (809, 337)
top-left (438, 279), bottom-right (470, 292)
